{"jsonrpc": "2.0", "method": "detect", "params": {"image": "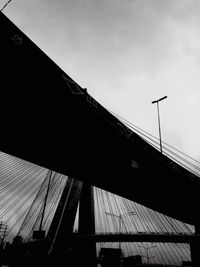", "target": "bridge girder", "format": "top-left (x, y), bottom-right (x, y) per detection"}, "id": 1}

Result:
top-left (72, 233), bottom-right (199, 244)
top-left (0, 12), bottom-right (200, 226)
